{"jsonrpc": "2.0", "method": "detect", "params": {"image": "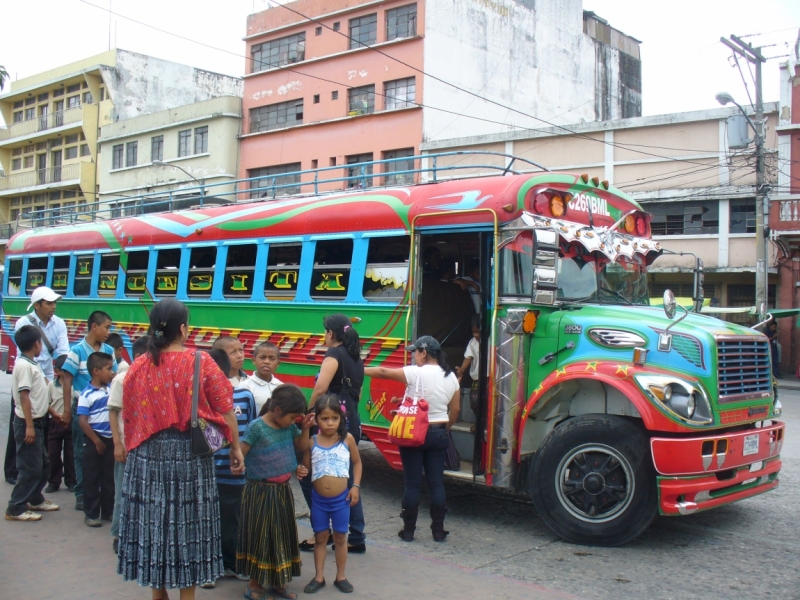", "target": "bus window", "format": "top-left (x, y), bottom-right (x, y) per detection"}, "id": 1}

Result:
top-left (224, 244), bottom-right (257, 298)
top-left (363, 235), bottom-right (409, 302)
top-left (6, 259), bottom-right (22, 296)
top-left (74, 255), bottom-right (94, 297)
top-left (264, 243), bottom-right (301, 300)
top-left (125, 251), bottom-right (149, 297)
top-left (187, 247), bottom-right (216, 298)
top-left (98, 254), bottom-right (120, 297)
top-left (25, 257), bottom-right (48, 295)
top-left (311, 239), bottom-right (353, 301)
top-left (52, 256), bottom-right (70, 295)
top-left (155, 249), bottom-right (181, 297)
top-left (499, 231), bottom-right (532, 297)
